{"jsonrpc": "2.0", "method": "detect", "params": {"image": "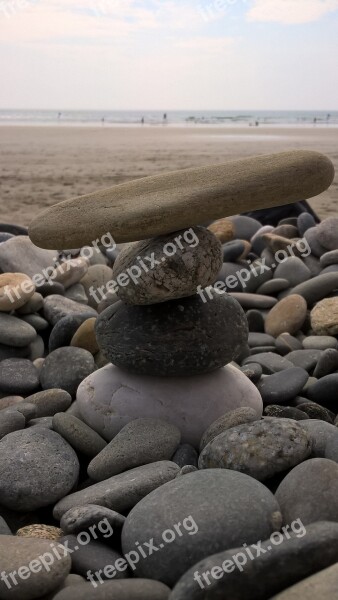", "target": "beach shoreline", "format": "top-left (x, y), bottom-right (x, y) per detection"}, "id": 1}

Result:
top-left (0, 125), bottom-right (337, 226)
